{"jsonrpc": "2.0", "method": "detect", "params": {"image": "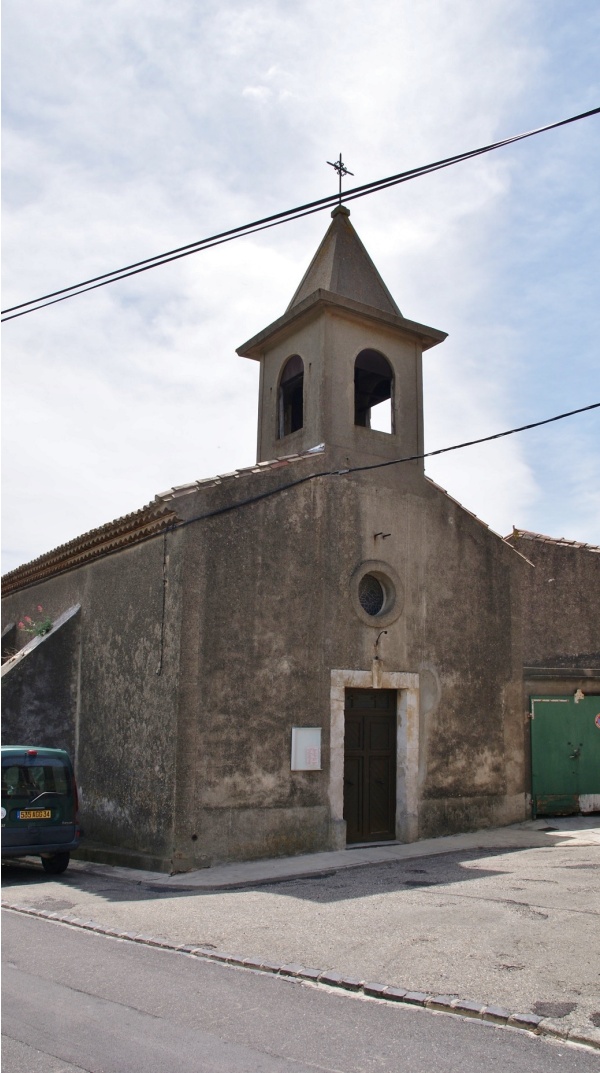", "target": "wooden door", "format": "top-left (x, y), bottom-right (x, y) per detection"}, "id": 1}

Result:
top-left (344, 689), bottom-right (396, 843)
